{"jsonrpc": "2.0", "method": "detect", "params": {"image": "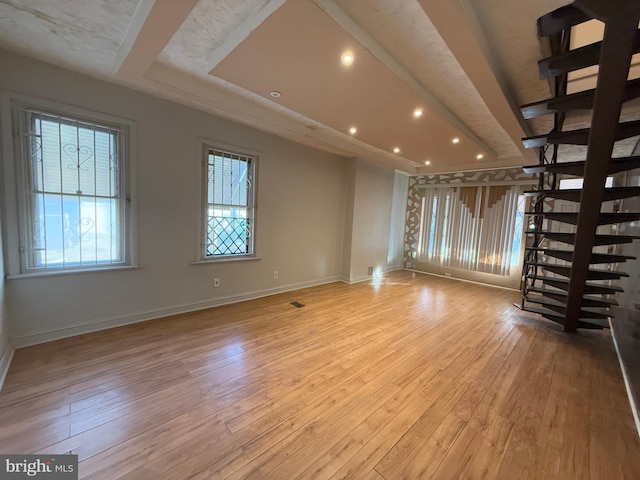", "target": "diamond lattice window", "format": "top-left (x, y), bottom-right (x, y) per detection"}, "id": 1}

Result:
top-left (203, 148), bottom-right (255, 258)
